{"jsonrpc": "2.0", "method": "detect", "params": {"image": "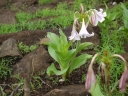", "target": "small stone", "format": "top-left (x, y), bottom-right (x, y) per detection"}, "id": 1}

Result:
top-left (0, 38), bottom-right (22, 58)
